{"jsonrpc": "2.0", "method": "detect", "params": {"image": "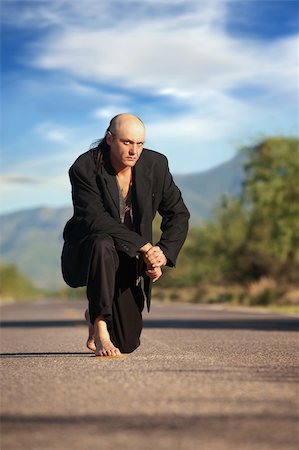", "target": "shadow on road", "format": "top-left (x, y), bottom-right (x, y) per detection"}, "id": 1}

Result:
top-left (2, 413), bottom-right (298, 449)
top-left (145, 319), bottom-right (299, 332)
top-left (1, 412), bottom-right (298, 433)
top-left (0, 318), bottom-right (298, 331)
top-left (0, 352), bottom-right (92, 358)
